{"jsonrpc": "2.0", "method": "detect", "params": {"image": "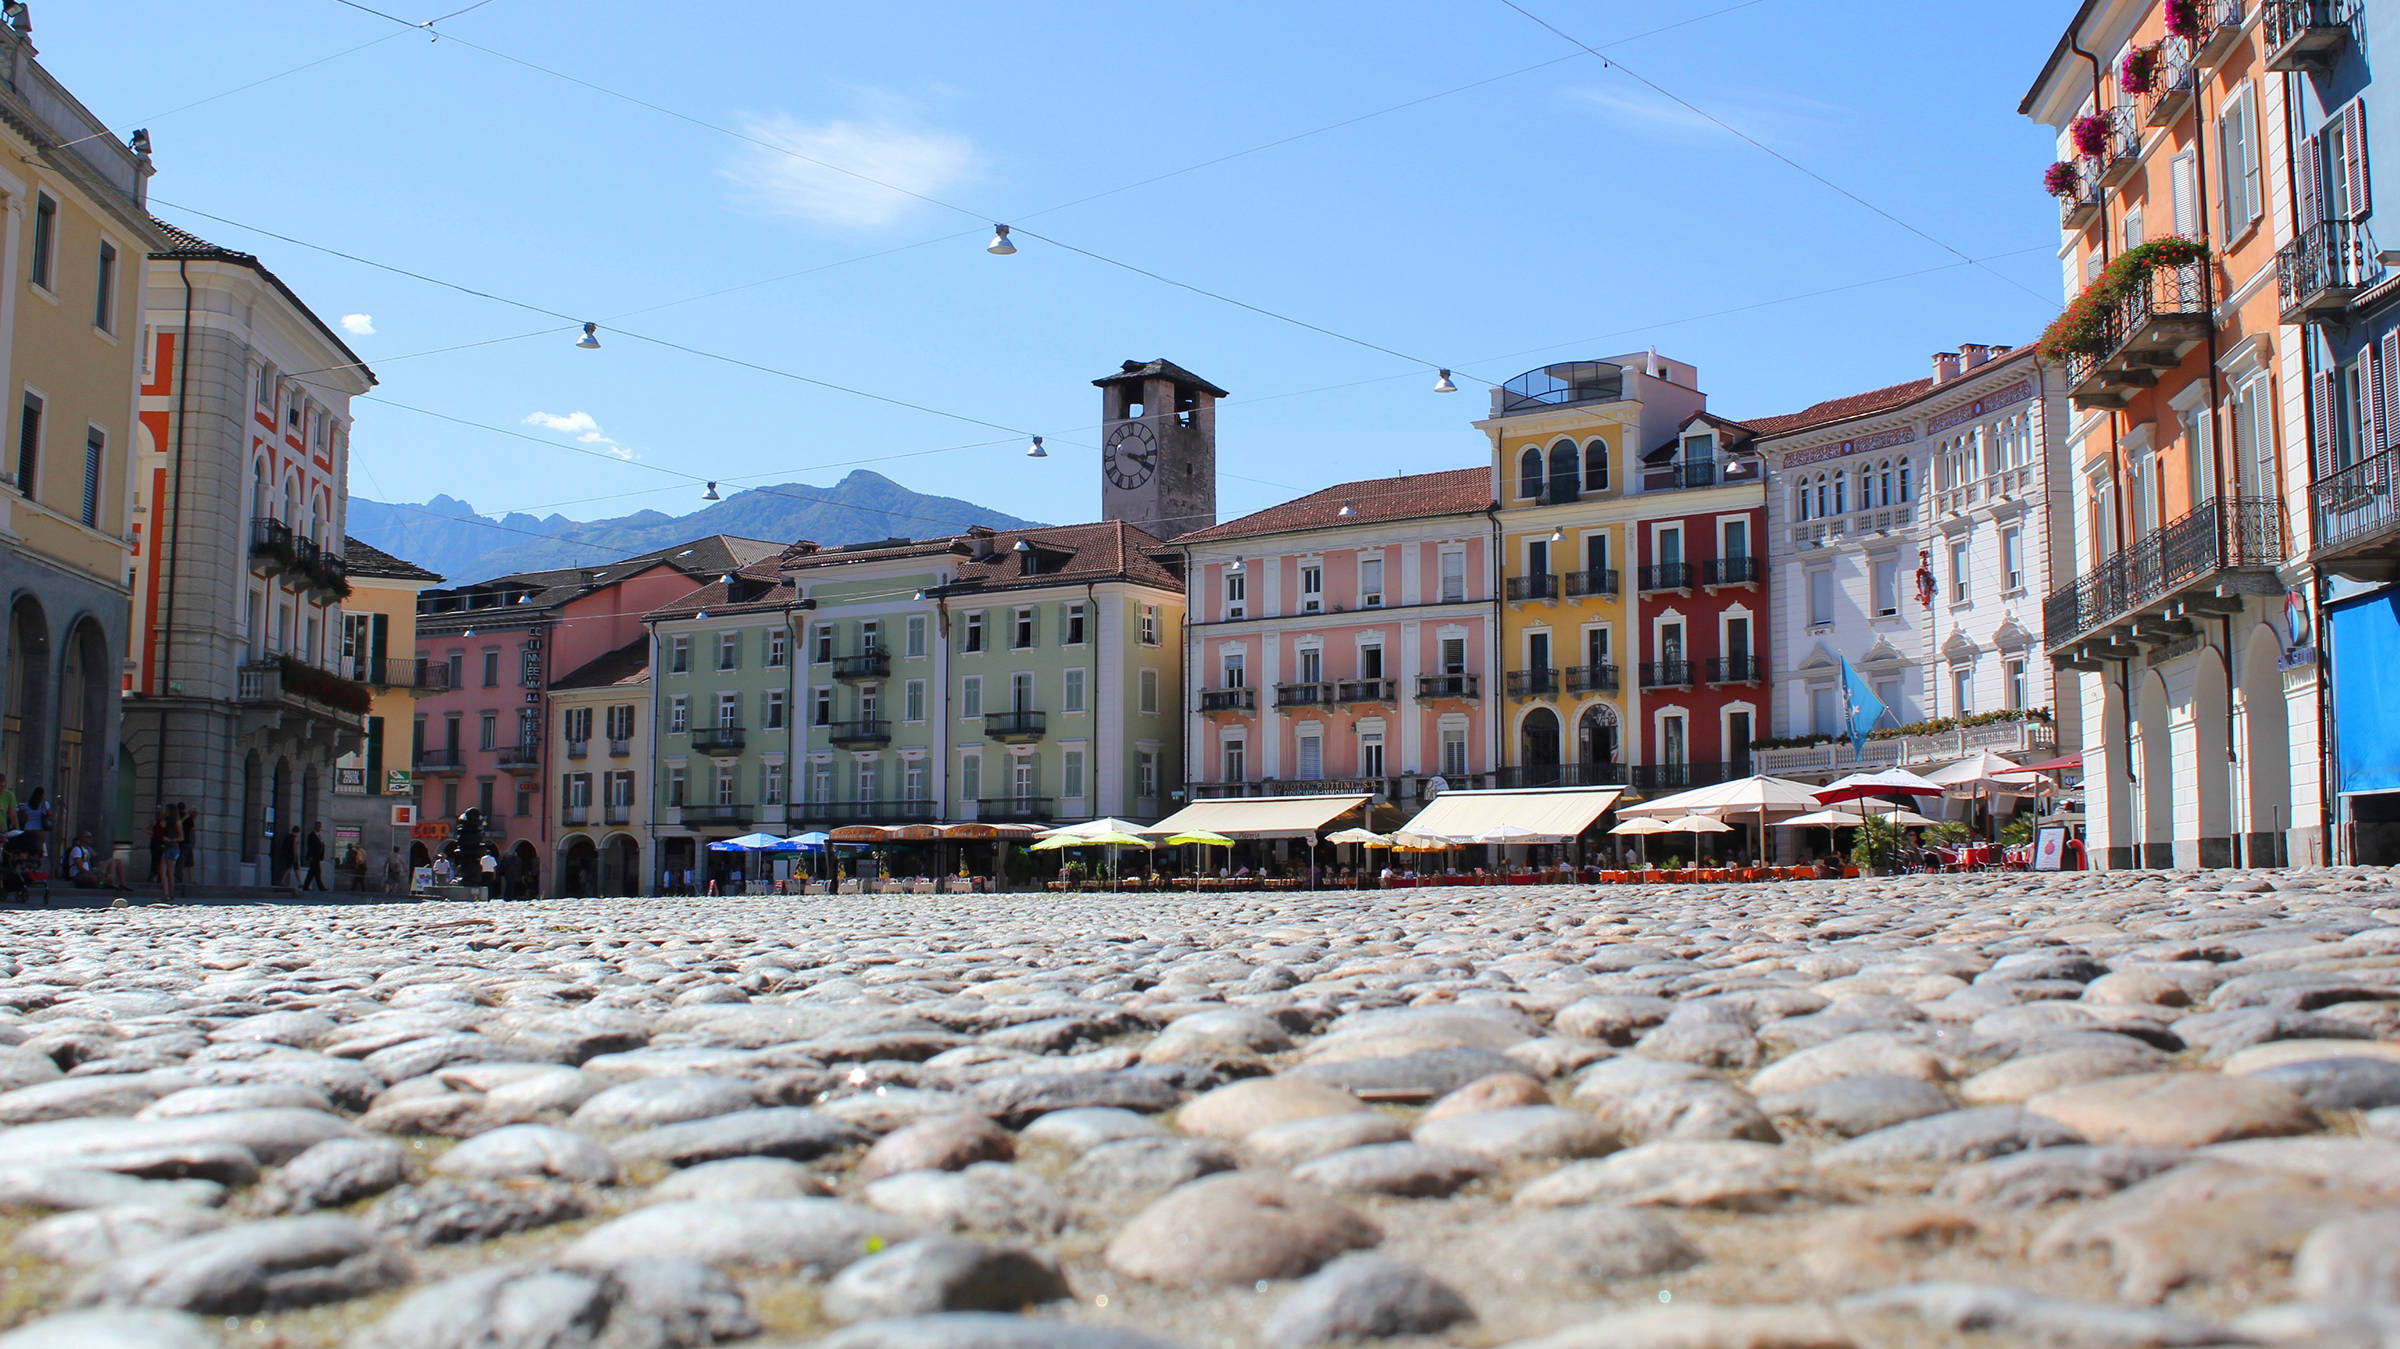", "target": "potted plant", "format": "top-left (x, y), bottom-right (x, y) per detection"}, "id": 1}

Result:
top-left (1850, 813), bottom-right (1908, 875)
top-left (2121, 43), bottom-right (2162, 96)
top-left (2070, 113), bottom-right (2113, 158)
top-left (2039, 237), bottom-right (2212, 362)
top-left (2044, 161), bottom-right (2082, 199)
top-left (2164, 0), bottom-right (2204, 43)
